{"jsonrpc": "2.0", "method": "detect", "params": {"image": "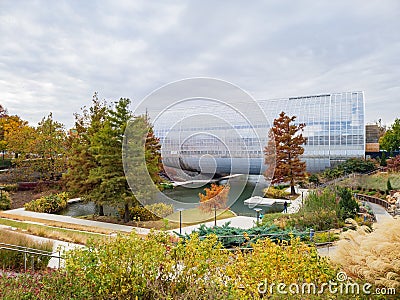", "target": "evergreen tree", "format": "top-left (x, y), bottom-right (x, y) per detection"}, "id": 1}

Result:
top-left (338, 187), bottom-right (359, 220)
top-left (89, 98), bottom-right (134, 222)
top-left (144, 115), bottom-right (163, 186)
top-left (380, 151), bottom-right (387, 167)
top-left (264, 112), bottom-right (307, 195)
top-left (123, 114), bottom-right (164, 221)
top-left (64, 93), bottom-right (107, 214)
